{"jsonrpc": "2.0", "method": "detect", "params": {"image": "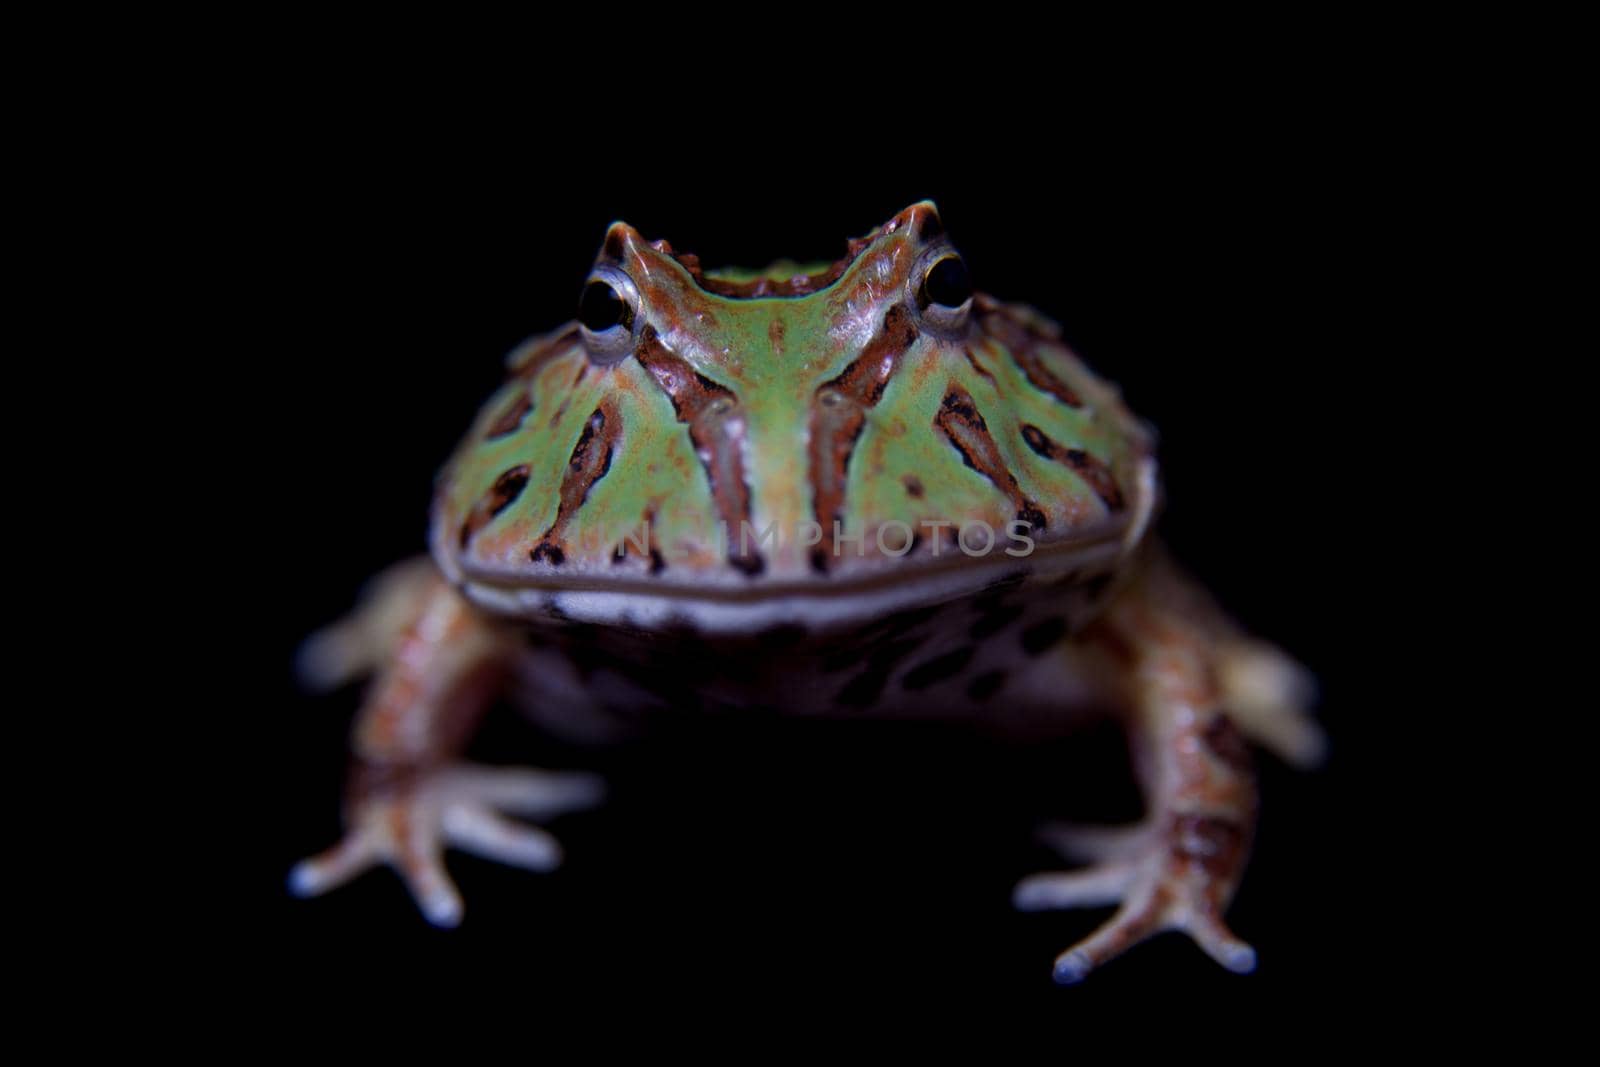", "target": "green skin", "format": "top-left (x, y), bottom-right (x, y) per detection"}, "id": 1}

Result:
top-left (435, 200), bottom-right (1152, 591)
